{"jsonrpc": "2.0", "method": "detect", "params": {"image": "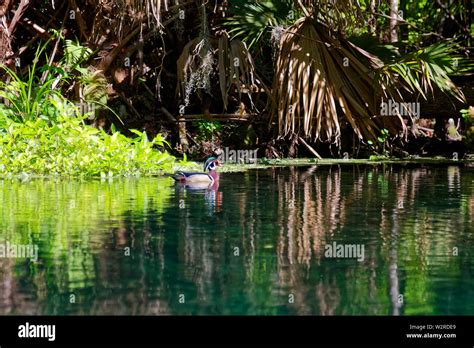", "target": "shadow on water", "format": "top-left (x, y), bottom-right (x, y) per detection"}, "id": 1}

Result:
top-left (0, 165), bottom-right (473, 315)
